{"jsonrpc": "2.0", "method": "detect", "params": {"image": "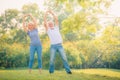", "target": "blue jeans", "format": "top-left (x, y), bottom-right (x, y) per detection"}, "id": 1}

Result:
top-left (29, 45), bottom-right (42, 69)
top-left (49, 44), bottom-right (71, 73)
